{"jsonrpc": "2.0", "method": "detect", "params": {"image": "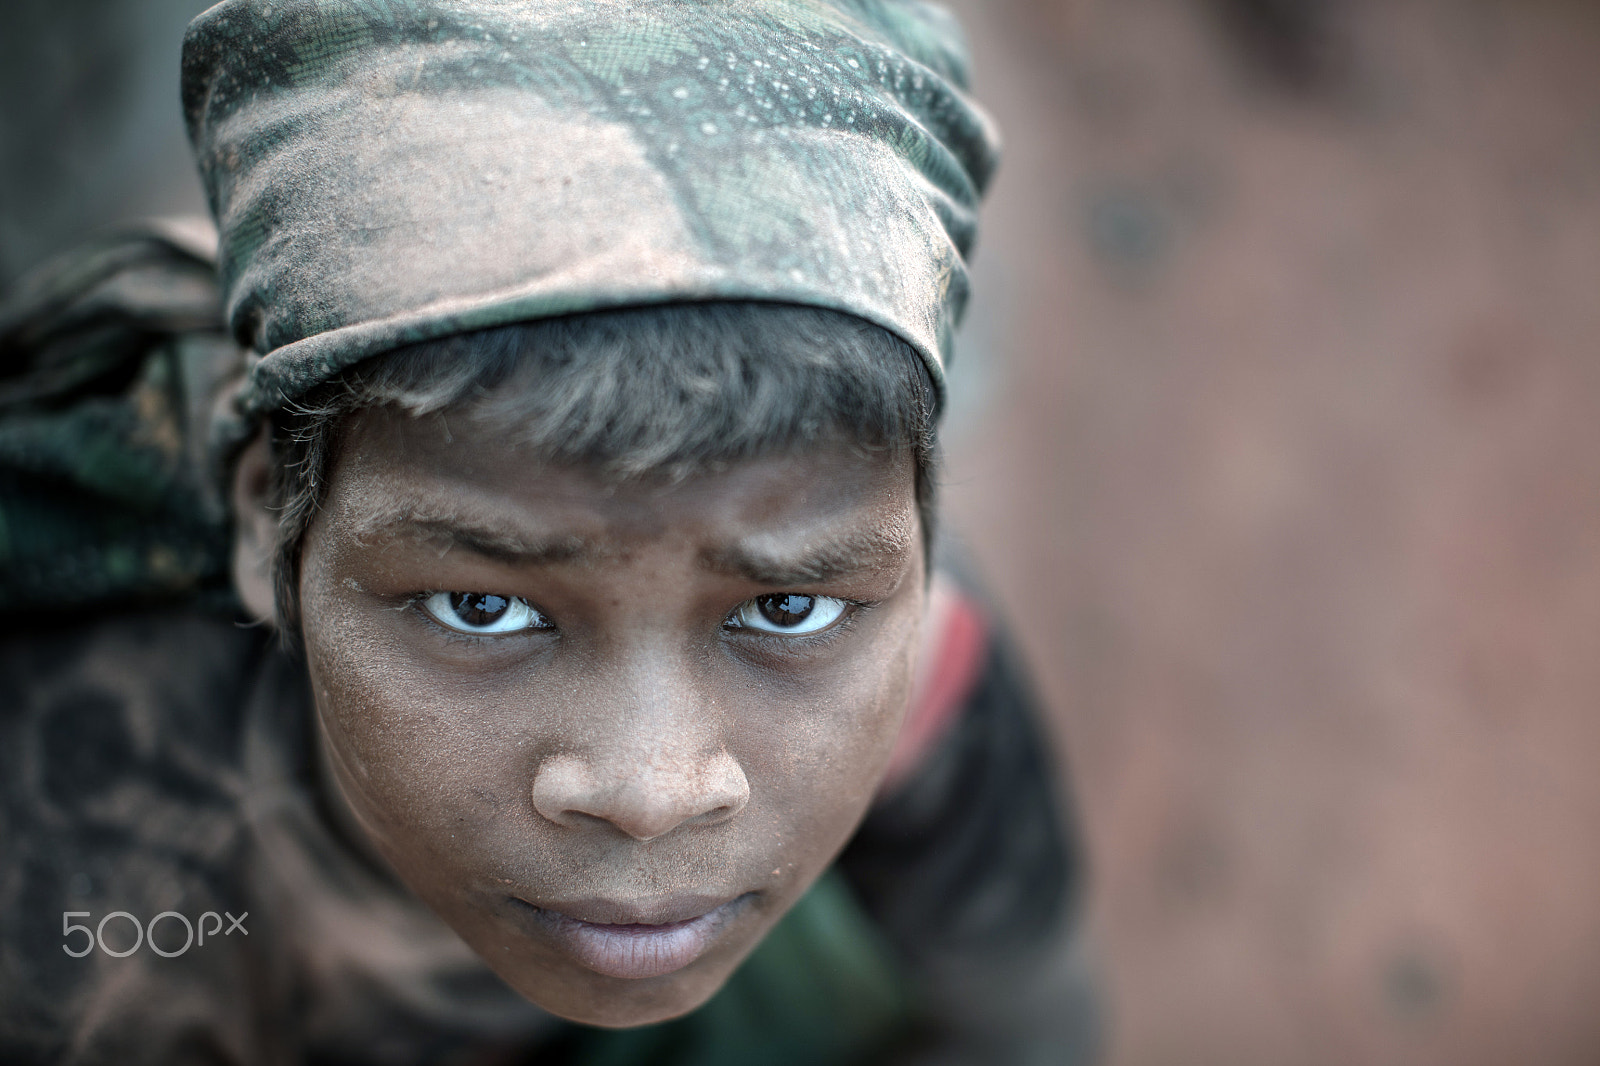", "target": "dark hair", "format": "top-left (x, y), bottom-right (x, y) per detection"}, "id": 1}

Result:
top-left (264, 301), bottom-right (940, 627)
